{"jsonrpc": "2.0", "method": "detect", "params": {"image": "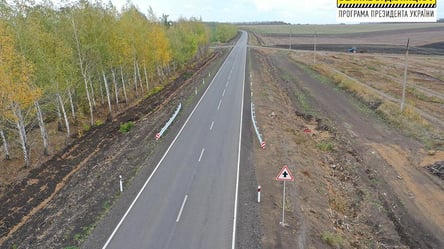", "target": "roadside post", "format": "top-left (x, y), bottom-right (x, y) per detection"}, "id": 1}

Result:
top-left (258, 185), bottom-right (261, 203)
top-left (275, 165), bottom-right (294, 226)
top-left (119, 175), bottom-right (123, 192)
